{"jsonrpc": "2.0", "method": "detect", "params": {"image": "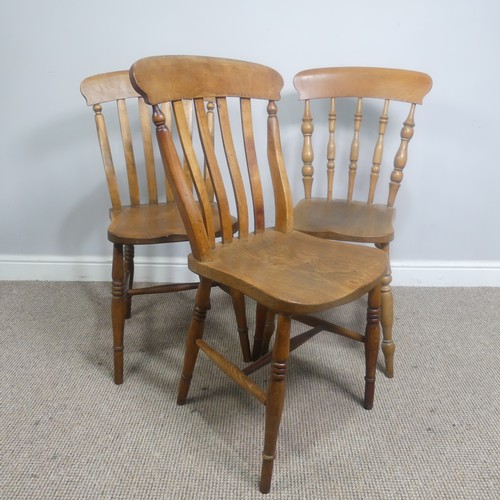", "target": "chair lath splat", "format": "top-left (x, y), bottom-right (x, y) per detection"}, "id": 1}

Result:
top-left (83, 71), bottom-right (205, 210)
top-left (117, 98), bottom-right (141, 206)
top-left (172, 99), bottom-right (216, 247)
top-left (241, 98), bottom-right (266, 233)
top-left (130, 57), bottom-right (287, 262)
top-left (138, 97), bottom-right (158, 204)
top-left (217, 97), bottom-right (250, 239)
top-left (161, 94), bottom-right (286, 253)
